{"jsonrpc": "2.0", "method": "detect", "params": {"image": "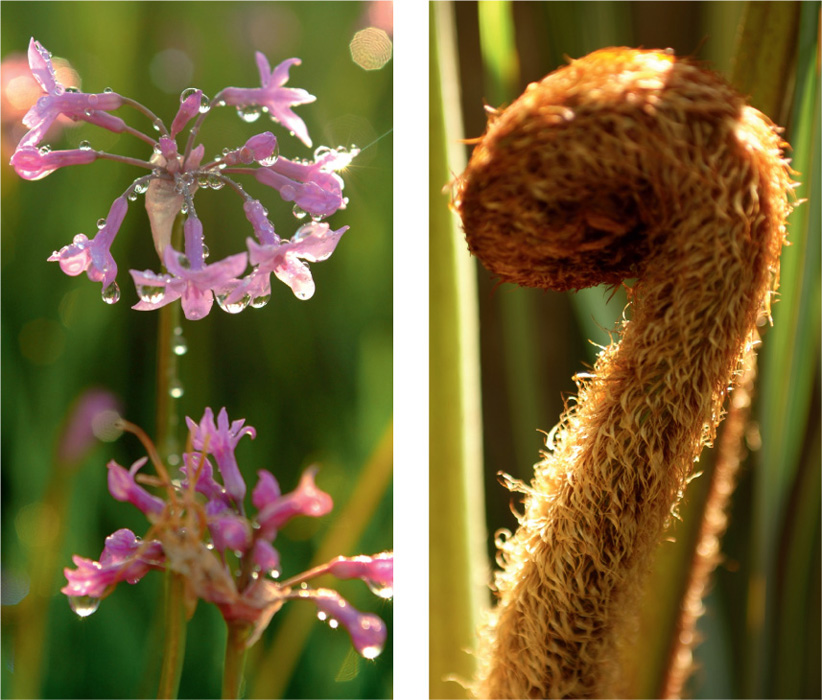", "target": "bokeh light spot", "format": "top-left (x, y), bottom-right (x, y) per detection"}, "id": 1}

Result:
top-left (149, 49), bottom-right (194, 94)
top-left (349, 28), bottom-right (392, 71)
